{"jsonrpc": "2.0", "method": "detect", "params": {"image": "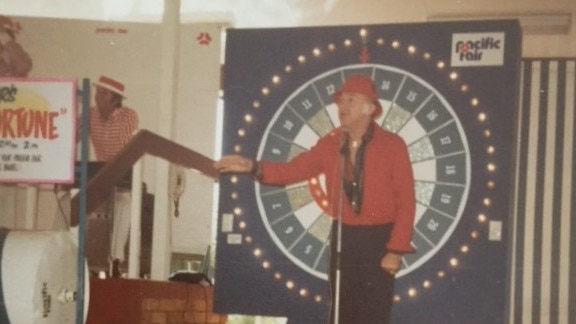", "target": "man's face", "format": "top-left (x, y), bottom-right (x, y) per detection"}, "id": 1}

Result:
top-left (95, 86), bottom-right (118, 116)
top-left (336, 92), bottom-right (373, 129)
